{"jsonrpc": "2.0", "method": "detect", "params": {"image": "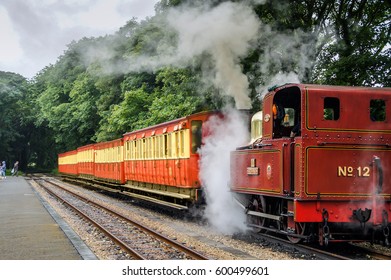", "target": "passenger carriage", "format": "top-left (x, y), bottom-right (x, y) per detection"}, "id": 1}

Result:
top-left (122, 111), bottom-right (216, 210)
